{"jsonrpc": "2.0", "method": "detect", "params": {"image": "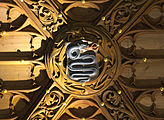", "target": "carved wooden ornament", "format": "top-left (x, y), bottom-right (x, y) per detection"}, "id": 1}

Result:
top-left (0, 0), bottom-right (164, 120)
